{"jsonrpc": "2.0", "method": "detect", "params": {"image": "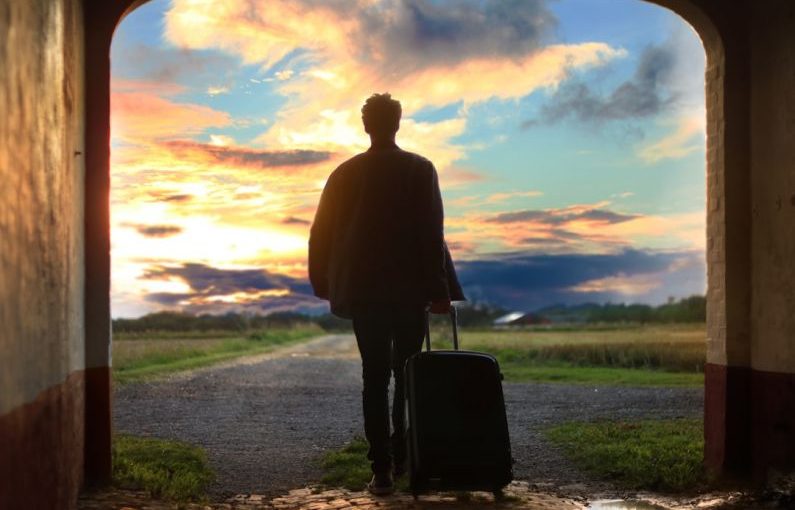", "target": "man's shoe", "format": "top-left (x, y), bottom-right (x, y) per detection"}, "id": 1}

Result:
top-left (367, 472), bottom-right (394, 496)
